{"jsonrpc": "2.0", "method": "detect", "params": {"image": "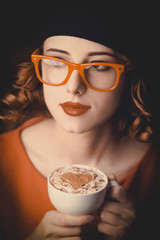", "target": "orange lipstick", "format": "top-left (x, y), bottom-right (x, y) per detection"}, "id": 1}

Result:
top-left (60, 102), bottom-right (91, 116)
